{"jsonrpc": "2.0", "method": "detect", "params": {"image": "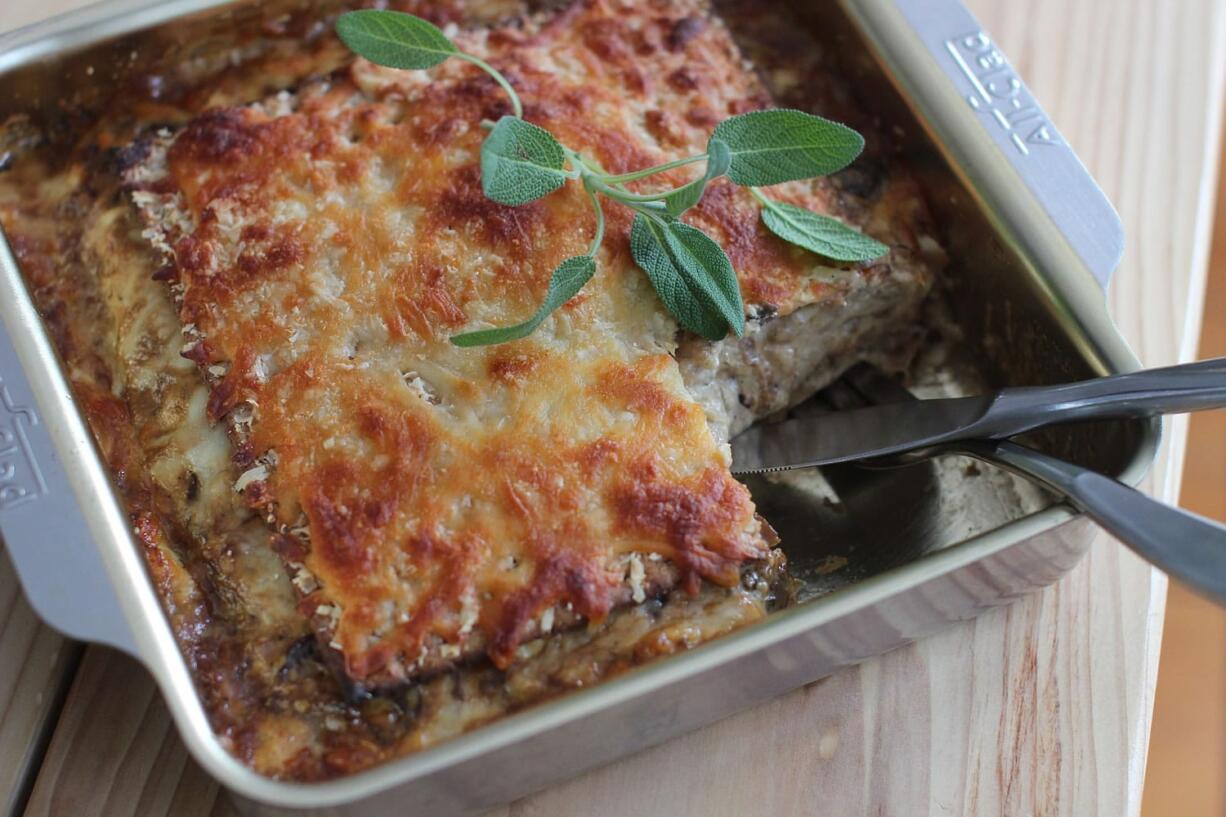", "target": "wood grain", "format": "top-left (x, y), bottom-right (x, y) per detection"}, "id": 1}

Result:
top-left (0, 550), bottom-right (78, 817)
top-left (2, 0), bottom-right (1224, 815)
top-left (22, 650), bottom-right (235, 817)
top-left (1140, 137), bottom-right (1226, 817)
